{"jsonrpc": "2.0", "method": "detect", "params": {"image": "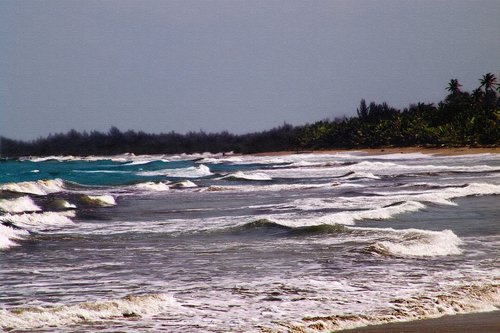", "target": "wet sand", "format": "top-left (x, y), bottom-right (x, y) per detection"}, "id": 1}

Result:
top-left (339, 311), bottom-right (500, 333)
